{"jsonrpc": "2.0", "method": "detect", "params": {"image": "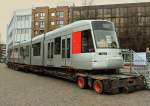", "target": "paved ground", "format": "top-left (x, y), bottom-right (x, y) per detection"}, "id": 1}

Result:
top-left (0, 64), bottom-right (150, 106)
